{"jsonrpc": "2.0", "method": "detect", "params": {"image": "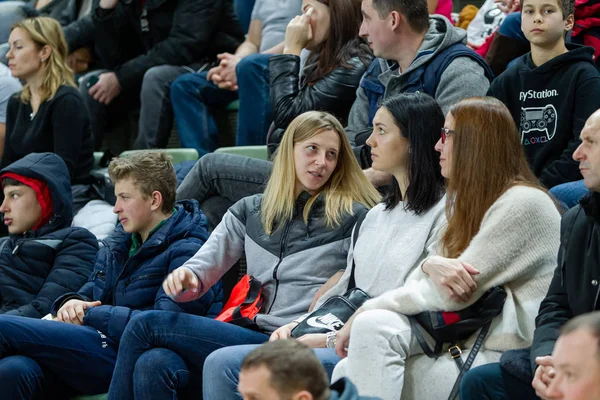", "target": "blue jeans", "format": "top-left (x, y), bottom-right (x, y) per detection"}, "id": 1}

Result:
top-left (107, 310), bottom-right (270, 400)
top-left (498, 12), bottom-right (527, 43)
top-left (203, 345), bottom-right (342, 399)
top-left (233, 0), bottom-right (255, 34)
top-left (549, 179), bottom-right (588, 209)
top-left (170, 54), bottom-right (272, 156)
top-left (0, 315), bottom-right (119, 399)
top-left (460, 363), bottom-right (538, 400)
